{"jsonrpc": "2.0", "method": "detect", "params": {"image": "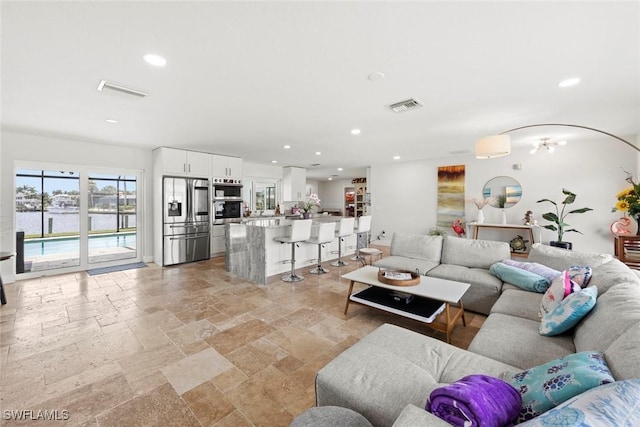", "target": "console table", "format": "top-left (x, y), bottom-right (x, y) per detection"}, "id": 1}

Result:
top-left (471, 223), bottom-right (537, 257)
